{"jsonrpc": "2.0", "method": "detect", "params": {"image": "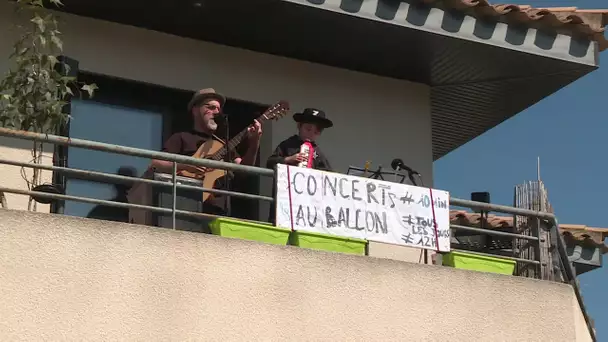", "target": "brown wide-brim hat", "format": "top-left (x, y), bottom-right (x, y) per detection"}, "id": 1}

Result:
top-left (293, 108), bottom-right (333, 129)
top-left (187, 88), bottom-right (226, 112)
